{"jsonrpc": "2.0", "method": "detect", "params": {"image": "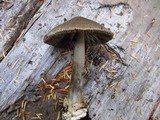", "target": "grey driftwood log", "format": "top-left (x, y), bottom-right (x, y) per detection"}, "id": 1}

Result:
top-left (0, 0), bottom-right (160, 120)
